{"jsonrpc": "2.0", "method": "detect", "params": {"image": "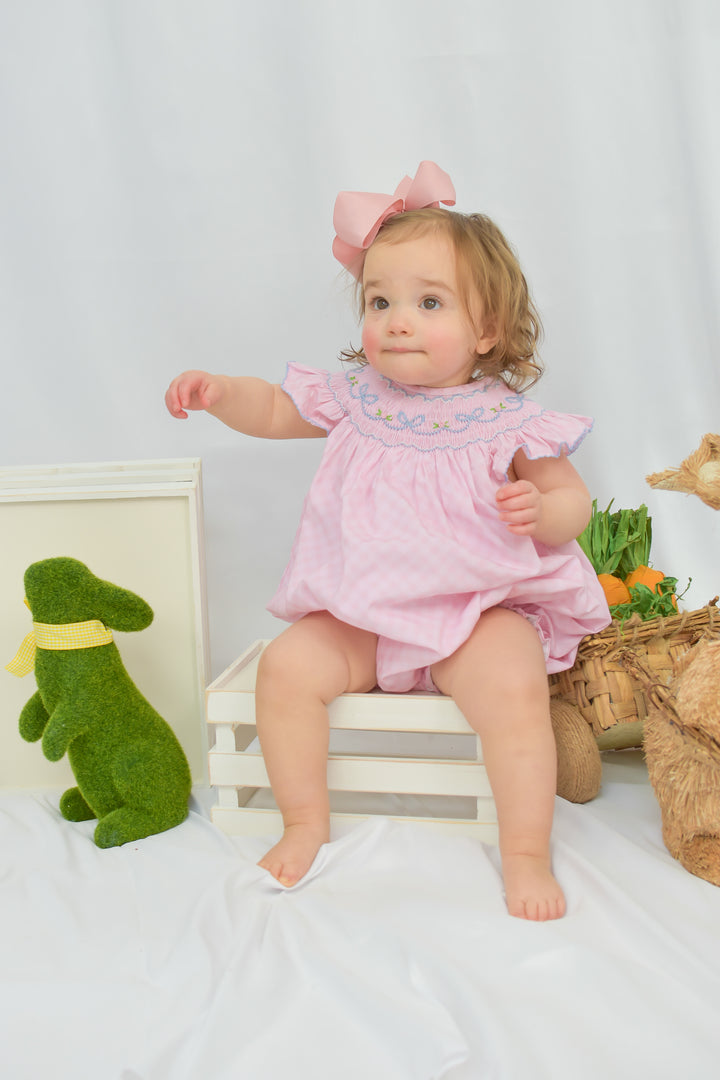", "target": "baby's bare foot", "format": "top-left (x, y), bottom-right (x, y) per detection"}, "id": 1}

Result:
top-left (258, 822), bottom-right (329, 887)
top-left (502, 853), bottom-right (566, 921)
